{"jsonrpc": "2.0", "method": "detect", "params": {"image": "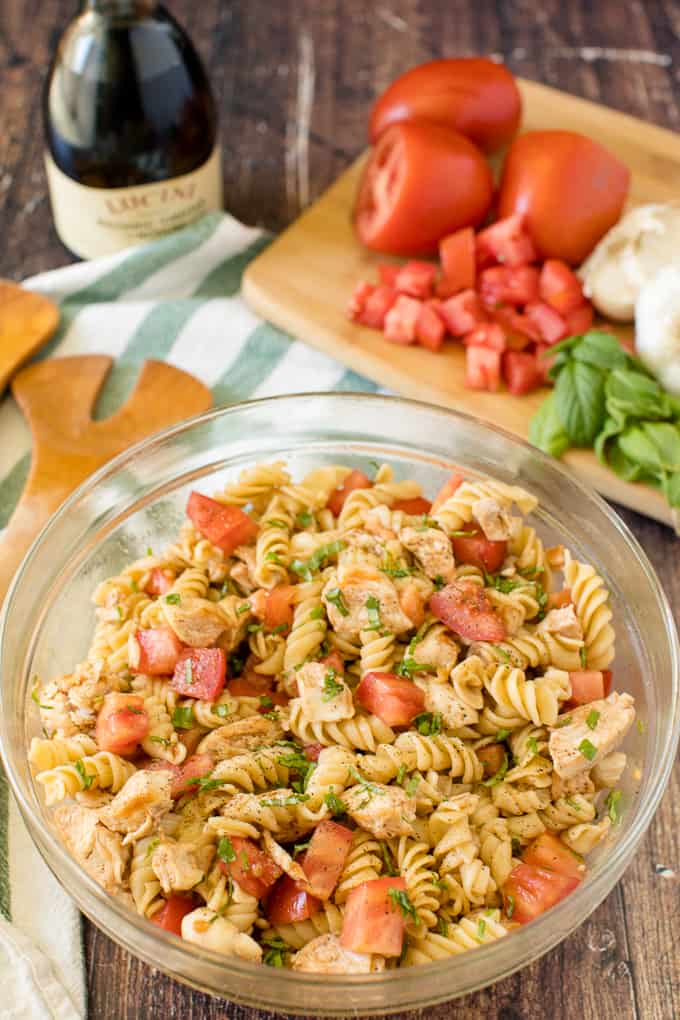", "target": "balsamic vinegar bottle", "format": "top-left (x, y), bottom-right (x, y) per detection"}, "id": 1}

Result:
top-left (43, 0), bottom-right (222, 259)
